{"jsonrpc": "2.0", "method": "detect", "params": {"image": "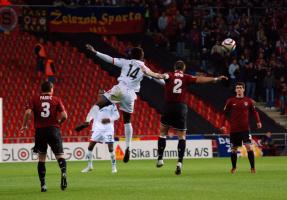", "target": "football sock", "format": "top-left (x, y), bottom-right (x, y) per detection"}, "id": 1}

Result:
top-left (231, 152), bottom-right (237, 169)
top-left (57, 158), bottom-right (67, 174)
top-left (86, 150), bottom-right (93, 167)
top-left (247, 151), bottom-right (255, 169)
top-left (110, 151), bottom-right (116, 165)
top-left (177, 139), bottom-right (186, 163)
top-left (157, 136), bottom-right (166, 160)
top-left (124, 123), bottom-right (133, 150)
top-left (37, 162), bottom-right (46, 186)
